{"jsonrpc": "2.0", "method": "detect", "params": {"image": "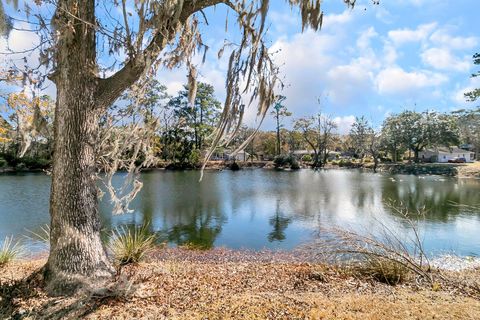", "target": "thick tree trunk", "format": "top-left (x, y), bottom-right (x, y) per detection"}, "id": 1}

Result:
top-left (312, 151), bottom-right (320, 168)
top-left (373, 157), bottom-right (378, 173)
top-left (41, 0), bottom-right (215, 295)
top-left (44, 0), bottom-right (114, 295)
top-left (44, 80), bottom-right (114, 295)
